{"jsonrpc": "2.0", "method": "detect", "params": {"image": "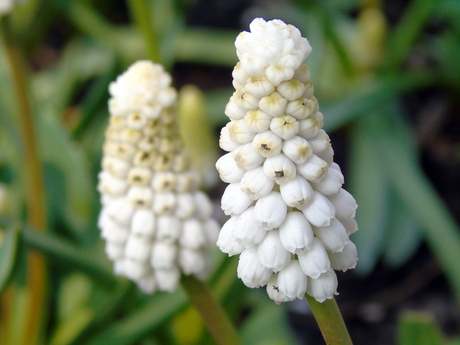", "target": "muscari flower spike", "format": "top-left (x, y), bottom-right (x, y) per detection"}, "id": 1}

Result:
top-left (98, 61), bottom-right (219, 294)
top-left (216, 18), bottom-right (358, 304)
